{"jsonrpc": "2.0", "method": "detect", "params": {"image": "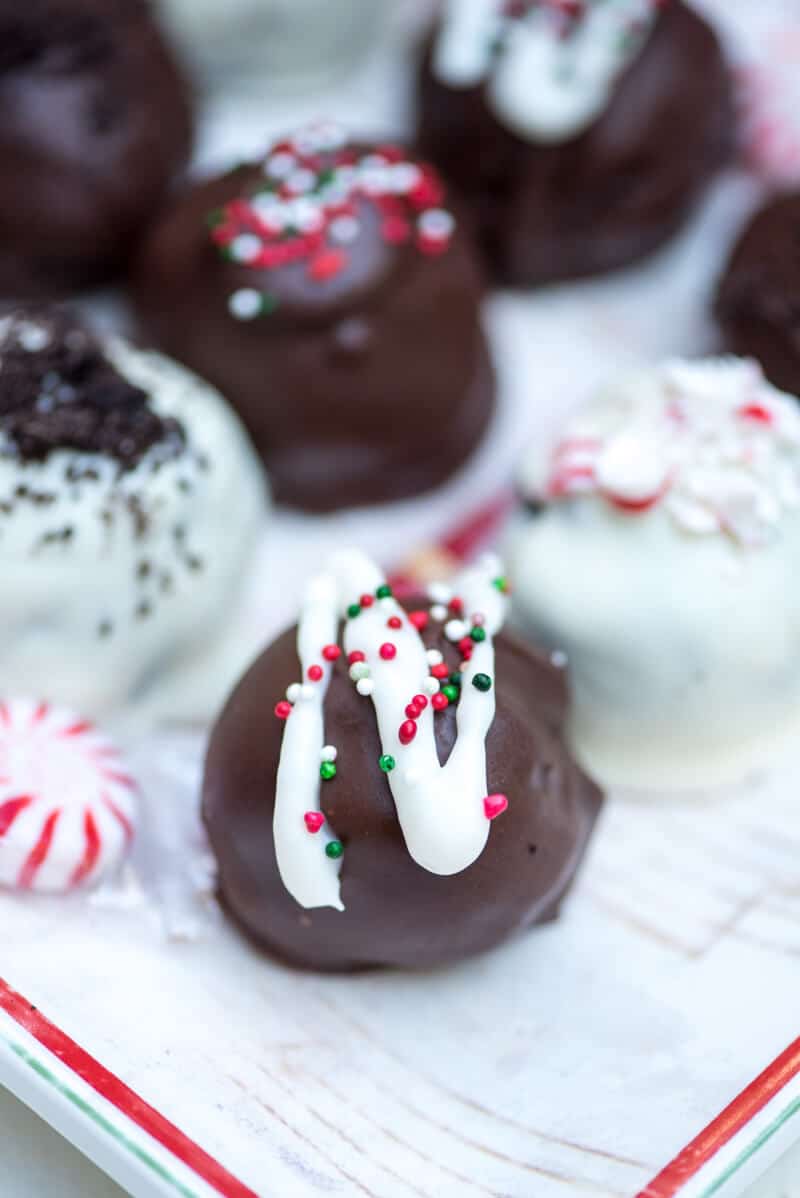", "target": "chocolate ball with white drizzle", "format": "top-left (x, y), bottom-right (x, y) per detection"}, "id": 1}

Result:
top-left (508, 357), bottom-right (800, 793)
top-left (202, 549), bottom-right (601, 971)
top-left (0, 307), bottom-right (266, 722)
